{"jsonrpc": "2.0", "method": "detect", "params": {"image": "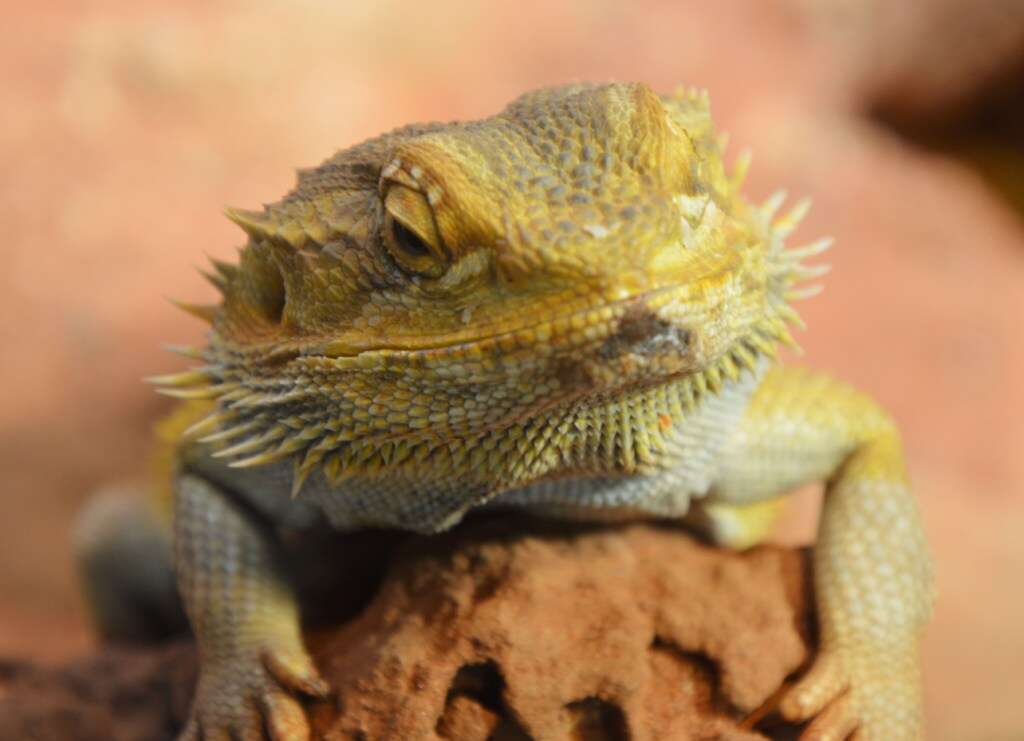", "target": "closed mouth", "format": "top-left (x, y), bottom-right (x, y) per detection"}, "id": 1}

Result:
top-left (315, 283), bottom-right (694, 361)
